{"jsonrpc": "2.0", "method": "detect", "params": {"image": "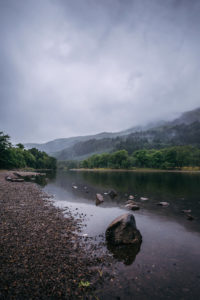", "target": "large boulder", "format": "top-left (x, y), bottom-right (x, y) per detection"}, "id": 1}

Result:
top-left (106, 213), bottom-right (142, 245)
